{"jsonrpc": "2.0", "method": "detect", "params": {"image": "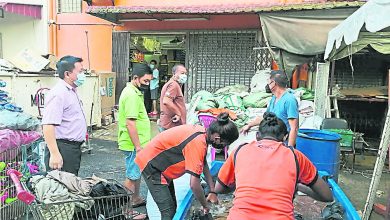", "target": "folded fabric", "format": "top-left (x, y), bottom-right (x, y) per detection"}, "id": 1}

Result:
top-left (0, 98), bottom-right (9, 105)
top-left (30, 175), bottom-right (75, 220)
top-left (0, 110), bottom-right (40, 131)
top-left (3, 103), bottom-right (23, 112)
top-left (30, 174), bottom-right (95, 219)
top-left (46, 170), bottom-right (92, 196)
